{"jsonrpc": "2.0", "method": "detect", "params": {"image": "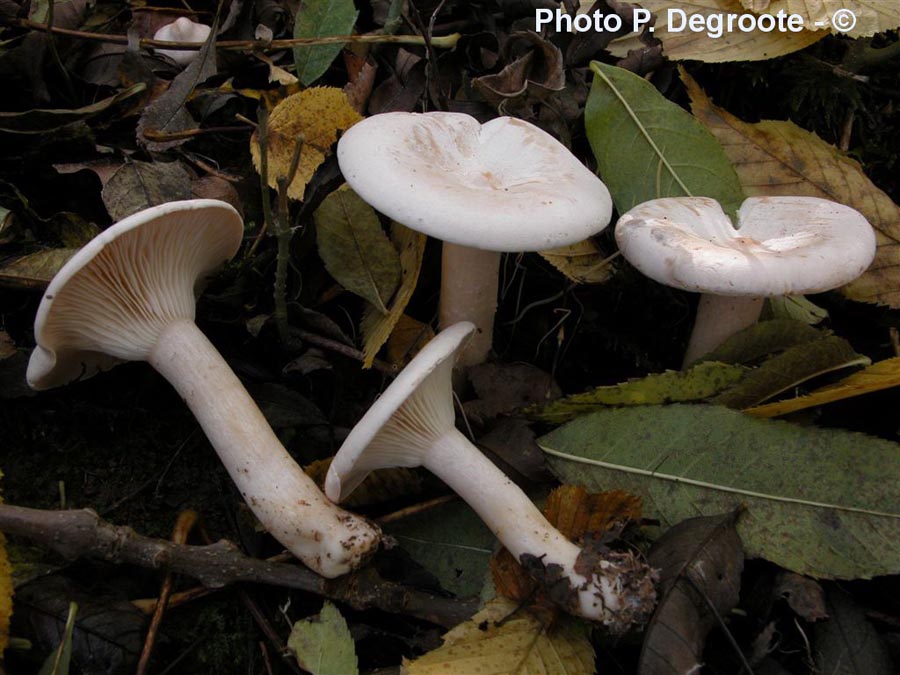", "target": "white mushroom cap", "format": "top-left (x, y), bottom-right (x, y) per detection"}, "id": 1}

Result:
top-left (325, 321), bottom-right (474, 502)
top-left (153, 17), bottom-right (212, 66)
top-left (28, 200), bottom-right (243, 390)
top-left (337, 112), bottom-right (613, 251)
top-left (615, 196), bottom-right (877, 296)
